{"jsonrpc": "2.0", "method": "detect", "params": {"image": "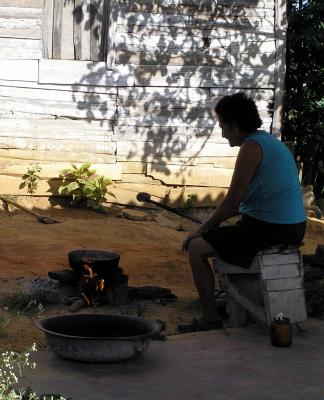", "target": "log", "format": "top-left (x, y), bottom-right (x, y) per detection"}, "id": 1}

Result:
top-left (0, 96), bottom-right (116, 120)
top-left (0, 149), bottom-right (117, 163)
top-left (115, 49), bottom-right (229, 66)
top-left (0, 160), bottom-right (122, 180)
top-left (39, 59), bottom-right (134, 86)
top-left (0, 0), bottom-right (42, 7)
top-left (146, 163), bottom-right (234, 186)
top-left (0, 137), bottom-right (116, 153)
top-left (0, 17), bottom-right (41, 29)
top-left (0, 60), bottom-right (38, 81)
top-left (0, 6), bottom-right (41, 19)
top-left (0, 27), bottom-right (41, 39)
top-left (118, 11), bottom-right (273, 29)
top-left (0, 85), bottom-right (117, 103)
top-left (118, 0), bottom-right (275, 14)
top-left (0, 117), bottom-right (113, 136)
top-left (48, 270), bottom-right (79, 284)
top-left (117, 86), bottom-right (211, 105)
top-left (133, 65), bottom-right (274, 88)
top-left (115, 114), bottom-right (272, 128)
top-left (0, 37), bottom-right (41, 59)
top-left (114, 125), bottom-right (221, 138)
top-left (0, 79), bottom-right (117, 95)
top-left (115, 32), bottom-right (230, 50)
top-left (129, 286), bottom-right (177, 300)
